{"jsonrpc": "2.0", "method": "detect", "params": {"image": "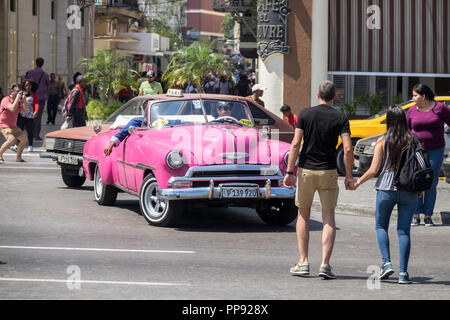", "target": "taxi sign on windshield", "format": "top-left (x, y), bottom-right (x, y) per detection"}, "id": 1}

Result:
top-left (166, 89), bottom-right (184, 97)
